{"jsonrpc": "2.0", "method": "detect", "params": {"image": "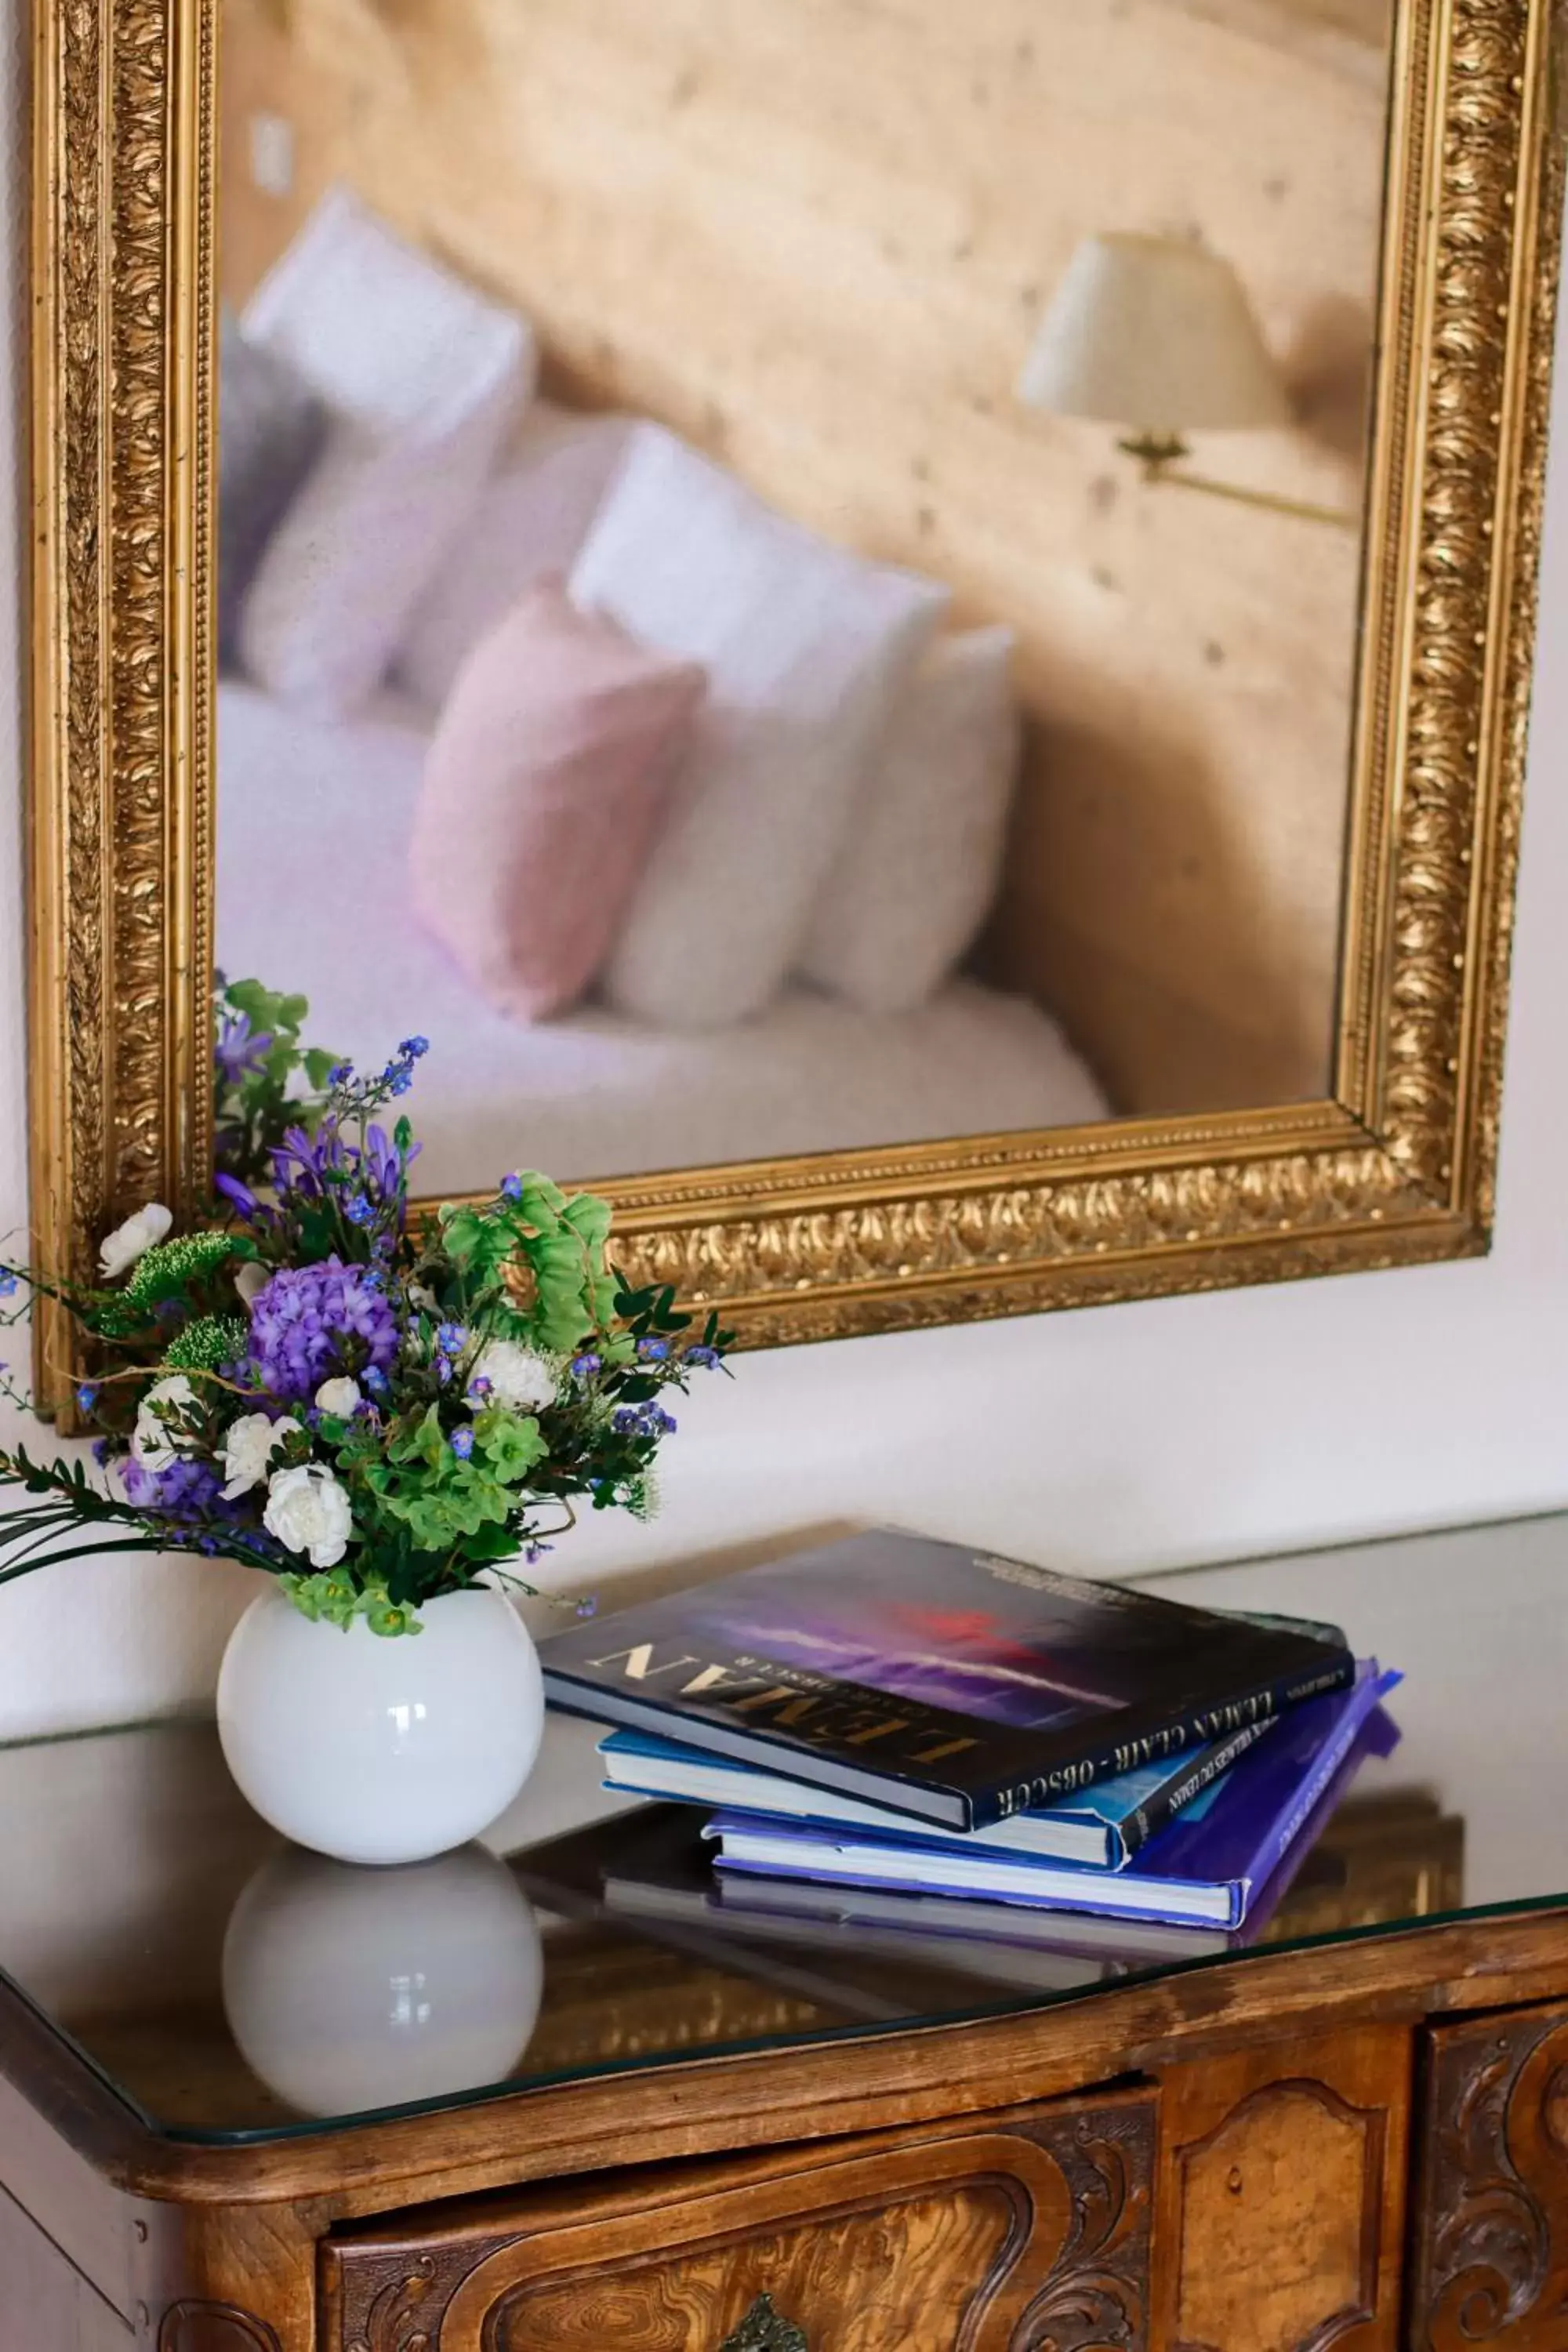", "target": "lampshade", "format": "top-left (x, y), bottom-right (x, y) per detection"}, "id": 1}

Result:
top-left (1018, 233), bottom-right (1292, 437)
